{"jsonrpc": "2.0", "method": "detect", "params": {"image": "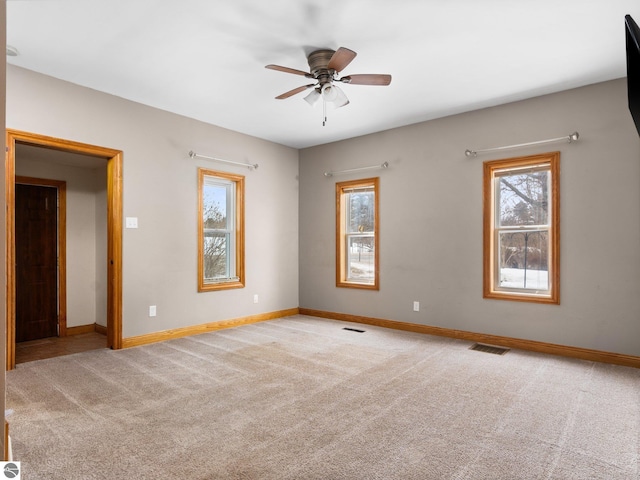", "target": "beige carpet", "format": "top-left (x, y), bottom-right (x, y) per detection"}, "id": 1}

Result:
top-left (6, 315), bottom-right (640, 479)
